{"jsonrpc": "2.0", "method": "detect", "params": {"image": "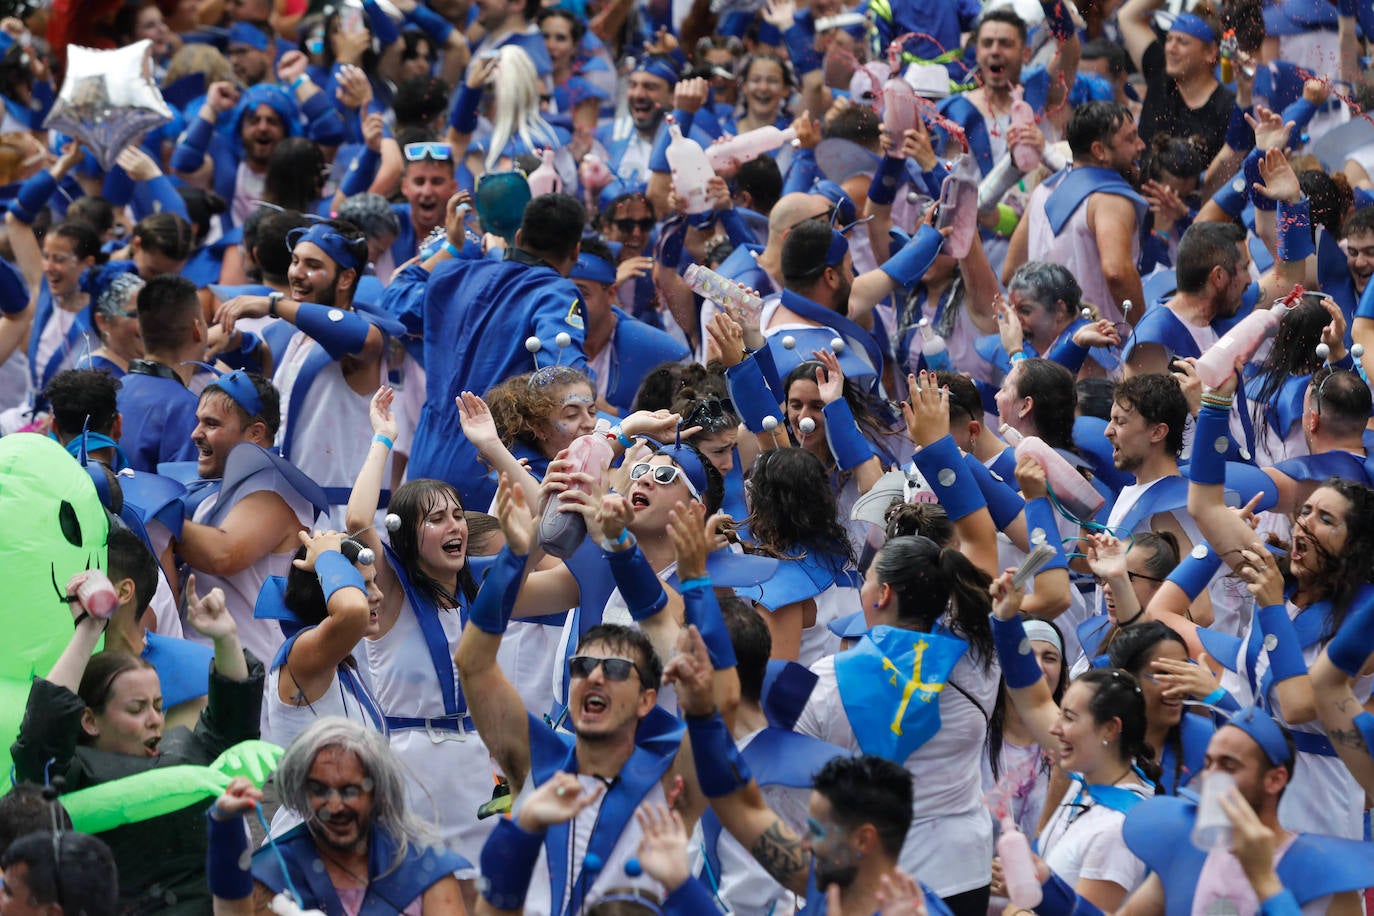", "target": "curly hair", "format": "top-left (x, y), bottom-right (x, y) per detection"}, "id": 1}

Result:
top-left (744, 448), bottom-right (854, 567)
top-left (484, 367), bottom-right (594, 451)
